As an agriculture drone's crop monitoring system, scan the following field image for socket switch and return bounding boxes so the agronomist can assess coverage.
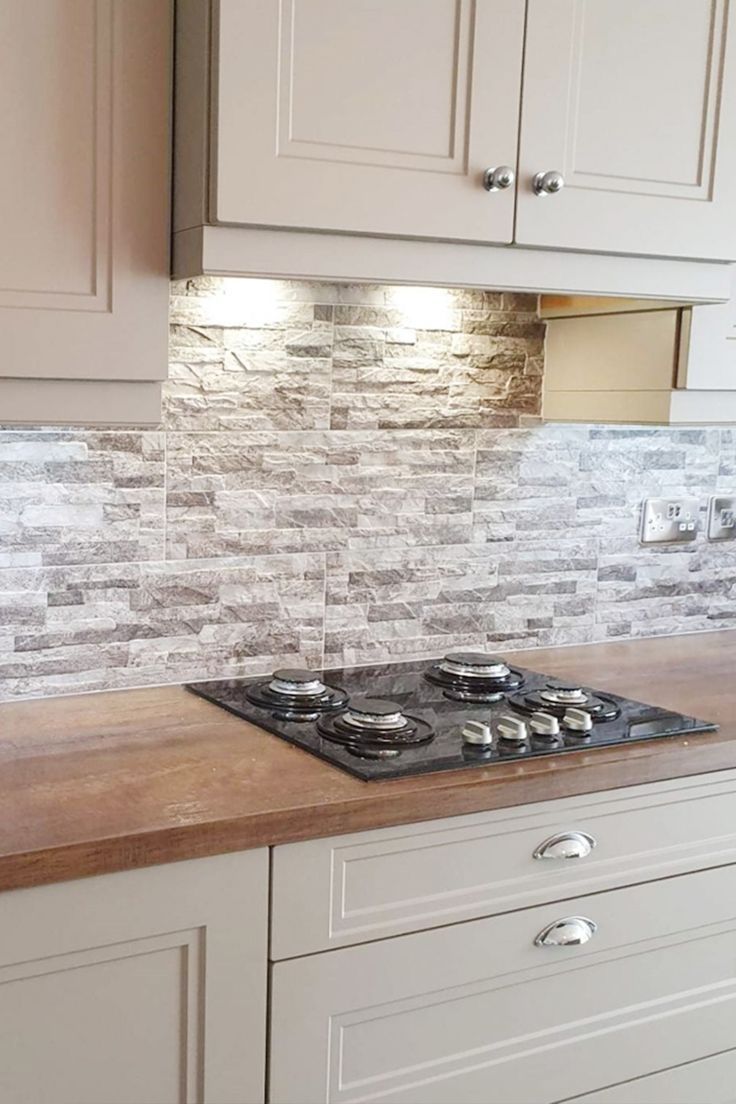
[640,497,700,545]
[707,495,736,541]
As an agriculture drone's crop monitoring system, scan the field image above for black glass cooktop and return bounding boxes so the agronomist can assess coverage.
[186,655,718,781]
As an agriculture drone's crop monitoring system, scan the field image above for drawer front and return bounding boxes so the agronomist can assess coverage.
[564,1049,736,1104]
[270,864,736,1104]
[272,770,736,958]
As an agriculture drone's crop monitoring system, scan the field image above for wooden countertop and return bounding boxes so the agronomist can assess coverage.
[0,630,734,892]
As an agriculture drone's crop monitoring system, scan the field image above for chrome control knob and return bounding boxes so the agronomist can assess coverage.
[535,916,597,947]
[533,170,565,196]
[483,165,515,191]
[533,831,597,861]
[563,707,593,734]
[530,711,561,739]
[462,720,493,747]
[496,715,529,745]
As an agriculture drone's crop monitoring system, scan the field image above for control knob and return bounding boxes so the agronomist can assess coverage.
[496,715,529,746]
[461,720,493,747]
[563,707,594,734]
[530,711,561,739]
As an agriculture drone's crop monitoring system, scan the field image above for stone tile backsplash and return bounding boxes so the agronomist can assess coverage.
[0,277,733,701]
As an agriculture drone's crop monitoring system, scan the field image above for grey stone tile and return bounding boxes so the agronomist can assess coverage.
[593,536,736,640]
[324,538,597,667]
[0,554,325,700]
[165,431,475,559]
[0,431,164,568]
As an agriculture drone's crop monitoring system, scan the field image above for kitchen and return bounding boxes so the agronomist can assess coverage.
[1,2,736,1102]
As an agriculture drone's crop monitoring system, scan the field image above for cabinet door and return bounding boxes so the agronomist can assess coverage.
[271,864,736,1104]
[212,0,524,243]
[0,851,268,1104]
[516,0,736,260]
[0,0,170,424]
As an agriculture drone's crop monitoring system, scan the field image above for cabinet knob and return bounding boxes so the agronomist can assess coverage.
[535,916,597,948]
[483,165,515,191]
[533,831,597,860]
[533,170,565,196]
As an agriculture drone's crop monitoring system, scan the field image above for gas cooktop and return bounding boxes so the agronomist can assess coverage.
[186,651,718,781]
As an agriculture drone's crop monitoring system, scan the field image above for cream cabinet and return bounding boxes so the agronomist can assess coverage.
[0,0,171,426]
[0,851,268,1104]
[174,0,736,293]
[210,0,524,244]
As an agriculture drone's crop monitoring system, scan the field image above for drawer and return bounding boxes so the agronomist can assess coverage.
[271,769,736,958]
[270,863,736,1104]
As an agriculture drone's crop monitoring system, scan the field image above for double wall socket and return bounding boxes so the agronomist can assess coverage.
[640,498,699,544]
[641,495,736,544]
[708,495,736,541]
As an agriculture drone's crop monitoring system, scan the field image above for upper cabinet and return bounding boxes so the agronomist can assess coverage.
[211,0,524,243]
[516,0,736,260]
[174,0,736,293]
[0,0,171,426]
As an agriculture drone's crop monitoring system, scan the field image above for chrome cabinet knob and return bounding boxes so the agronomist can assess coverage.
[535,916,597,947]
[533,830,597,861]
[533,170,565,196]
[483,165,515,191]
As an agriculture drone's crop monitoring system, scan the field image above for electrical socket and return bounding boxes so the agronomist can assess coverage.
[640,497,700,545]
[707,495,736,541]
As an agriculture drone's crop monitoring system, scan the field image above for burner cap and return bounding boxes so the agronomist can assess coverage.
[540,683,589,706]
[343,698,408,731]
[245,668,348,713]
[268,668,328,698]
[348,696,403,717]
[272,667,319,684]
[439,652,511,679]
[445,651,503,666]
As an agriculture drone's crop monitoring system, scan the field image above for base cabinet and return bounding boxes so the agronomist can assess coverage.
[270,863,736,1104]
[0,851,268,1104]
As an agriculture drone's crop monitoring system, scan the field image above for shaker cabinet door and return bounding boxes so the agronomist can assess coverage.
[212,0,525,243]
[515,0,736,260]
[0,0,170,424]
[0,852,268,1104]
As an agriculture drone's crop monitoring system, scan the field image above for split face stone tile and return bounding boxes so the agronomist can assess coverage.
[0,431,165,568]
[323,538,597,667]
[0,554,325,701]
[165,430,475,559]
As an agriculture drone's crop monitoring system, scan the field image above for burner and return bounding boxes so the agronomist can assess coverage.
[425,651,524,702]
[245,667,348,713]
[508,685,621,723]
[317,696,434,751]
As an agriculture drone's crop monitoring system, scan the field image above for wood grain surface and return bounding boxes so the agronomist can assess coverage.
[0,630,733,891]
